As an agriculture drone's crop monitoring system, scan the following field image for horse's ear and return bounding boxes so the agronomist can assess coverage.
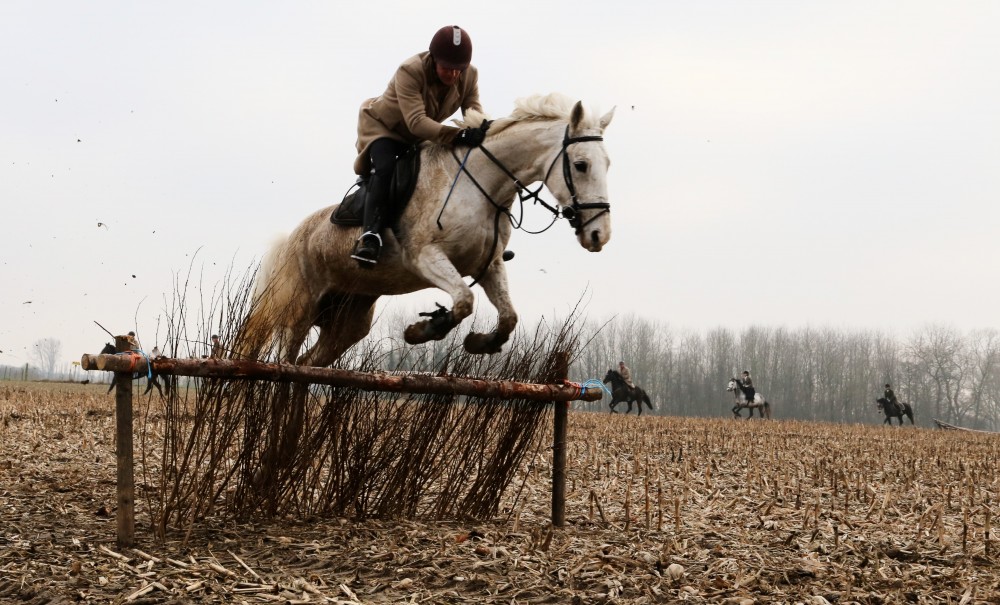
[570,101,584,131]
[599,106,615,131]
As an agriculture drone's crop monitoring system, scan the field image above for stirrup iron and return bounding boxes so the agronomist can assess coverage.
[351,231,383,264]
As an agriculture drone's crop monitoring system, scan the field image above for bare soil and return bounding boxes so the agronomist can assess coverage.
[2,381,999,604]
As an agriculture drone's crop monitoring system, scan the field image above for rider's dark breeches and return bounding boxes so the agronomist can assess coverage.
[364,138,410,230]
[745,388,756,403]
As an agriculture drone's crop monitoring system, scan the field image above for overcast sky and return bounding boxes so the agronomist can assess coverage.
[2,1,998,369]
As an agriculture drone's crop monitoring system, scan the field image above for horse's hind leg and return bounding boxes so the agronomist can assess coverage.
[464,257,517,354]
[297,296,377,368]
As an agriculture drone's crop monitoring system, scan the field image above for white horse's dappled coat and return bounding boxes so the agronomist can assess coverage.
[726,378,772,419]
[240,93,615,366]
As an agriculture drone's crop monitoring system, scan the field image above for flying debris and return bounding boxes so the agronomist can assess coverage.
[22,301,32,304]
[131,274,136,278]
[97,222,109,229]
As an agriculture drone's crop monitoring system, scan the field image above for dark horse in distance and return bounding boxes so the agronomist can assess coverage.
[876,397,914,425]
[100,342,167,397]
[602,369,654,416]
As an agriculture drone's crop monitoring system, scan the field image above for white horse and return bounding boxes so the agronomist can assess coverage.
[239,93,615,366]
[727,378,772,419]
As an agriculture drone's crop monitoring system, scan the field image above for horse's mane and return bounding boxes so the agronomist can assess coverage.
[454,92,591,136]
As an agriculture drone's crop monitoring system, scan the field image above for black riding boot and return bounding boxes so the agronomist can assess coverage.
[351,169,391,266]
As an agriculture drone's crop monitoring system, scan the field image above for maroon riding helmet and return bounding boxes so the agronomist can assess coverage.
[429,25,473,71]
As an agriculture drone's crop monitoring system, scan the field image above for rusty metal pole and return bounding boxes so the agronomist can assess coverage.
[551,351,569,527]
[113,335,135,549]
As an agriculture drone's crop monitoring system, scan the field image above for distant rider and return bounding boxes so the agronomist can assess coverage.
[884,383,898,406]
[619,361,635,393]
[741,370,756,404]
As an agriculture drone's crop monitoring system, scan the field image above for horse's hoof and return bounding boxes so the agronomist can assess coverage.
[404,321,432,345]
[405,307,456,344]
[464,332,507,355]
[404,319,452,345]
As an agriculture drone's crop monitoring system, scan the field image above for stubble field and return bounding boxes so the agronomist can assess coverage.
[2,381,999,604]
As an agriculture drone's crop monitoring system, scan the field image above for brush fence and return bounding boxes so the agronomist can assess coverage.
[82,341,601,548]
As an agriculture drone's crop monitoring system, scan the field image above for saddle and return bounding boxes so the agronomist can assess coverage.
[330,144,422,227]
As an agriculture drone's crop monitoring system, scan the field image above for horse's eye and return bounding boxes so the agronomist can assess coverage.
[573,160,588,173]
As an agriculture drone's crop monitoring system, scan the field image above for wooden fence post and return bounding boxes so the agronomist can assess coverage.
[552,351,569,527]
[113,335,135,549]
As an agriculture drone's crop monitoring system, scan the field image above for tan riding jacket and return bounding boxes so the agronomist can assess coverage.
[620,365,635,388]
[354,51,483,175]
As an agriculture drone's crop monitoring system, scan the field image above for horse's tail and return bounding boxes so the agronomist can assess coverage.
[905,403,914,425]
[234,234,291,362]
[643,391,653,410]
[763,400,771,420]
[251,234,288,303]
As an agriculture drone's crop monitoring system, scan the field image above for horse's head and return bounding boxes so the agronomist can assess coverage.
[726,378,738,392]
[548,100,615,253]
[602,369,617,384]
[876,397,886,409]
[101,342,115,355]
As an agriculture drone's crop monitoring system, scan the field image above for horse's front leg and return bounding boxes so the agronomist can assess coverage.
[463,256,517,354]
[403,246,475,345]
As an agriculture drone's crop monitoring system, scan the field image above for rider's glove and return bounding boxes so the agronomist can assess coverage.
[452,126,485,148]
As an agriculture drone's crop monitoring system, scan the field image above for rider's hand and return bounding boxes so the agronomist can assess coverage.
[452,126,485,148]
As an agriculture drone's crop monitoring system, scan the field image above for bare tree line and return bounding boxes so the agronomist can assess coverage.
[570,316,1000,430]
[8,300,999,431]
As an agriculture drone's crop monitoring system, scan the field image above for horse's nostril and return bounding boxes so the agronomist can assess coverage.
[590,230,600,246]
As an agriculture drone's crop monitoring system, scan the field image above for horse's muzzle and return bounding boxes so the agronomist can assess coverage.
[581,228,608,252]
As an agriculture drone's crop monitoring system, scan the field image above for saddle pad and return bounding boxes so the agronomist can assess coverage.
[330,187,365,226]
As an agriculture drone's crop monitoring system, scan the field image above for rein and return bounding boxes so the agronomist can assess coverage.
[442,124,609,285]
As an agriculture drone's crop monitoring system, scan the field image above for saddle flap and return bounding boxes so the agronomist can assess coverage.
[330,182,366,226]
[330,145,422,228]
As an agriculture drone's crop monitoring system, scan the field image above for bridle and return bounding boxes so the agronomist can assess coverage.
[548,126,611,233]
[449,124,611,235]
[442,121,610,285]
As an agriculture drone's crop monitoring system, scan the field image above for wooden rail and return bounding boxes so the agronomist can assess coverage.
[80,353,603,403]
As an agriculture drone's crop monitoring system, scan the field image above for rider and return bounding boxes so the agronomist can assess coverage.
[350,25,487,266]
[619,361,635,393]
[884,383,898,406]
[741,370,756,404]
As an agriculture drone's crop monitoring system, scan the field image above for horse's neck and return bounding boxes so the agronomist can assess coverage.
[457,121,563,203]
